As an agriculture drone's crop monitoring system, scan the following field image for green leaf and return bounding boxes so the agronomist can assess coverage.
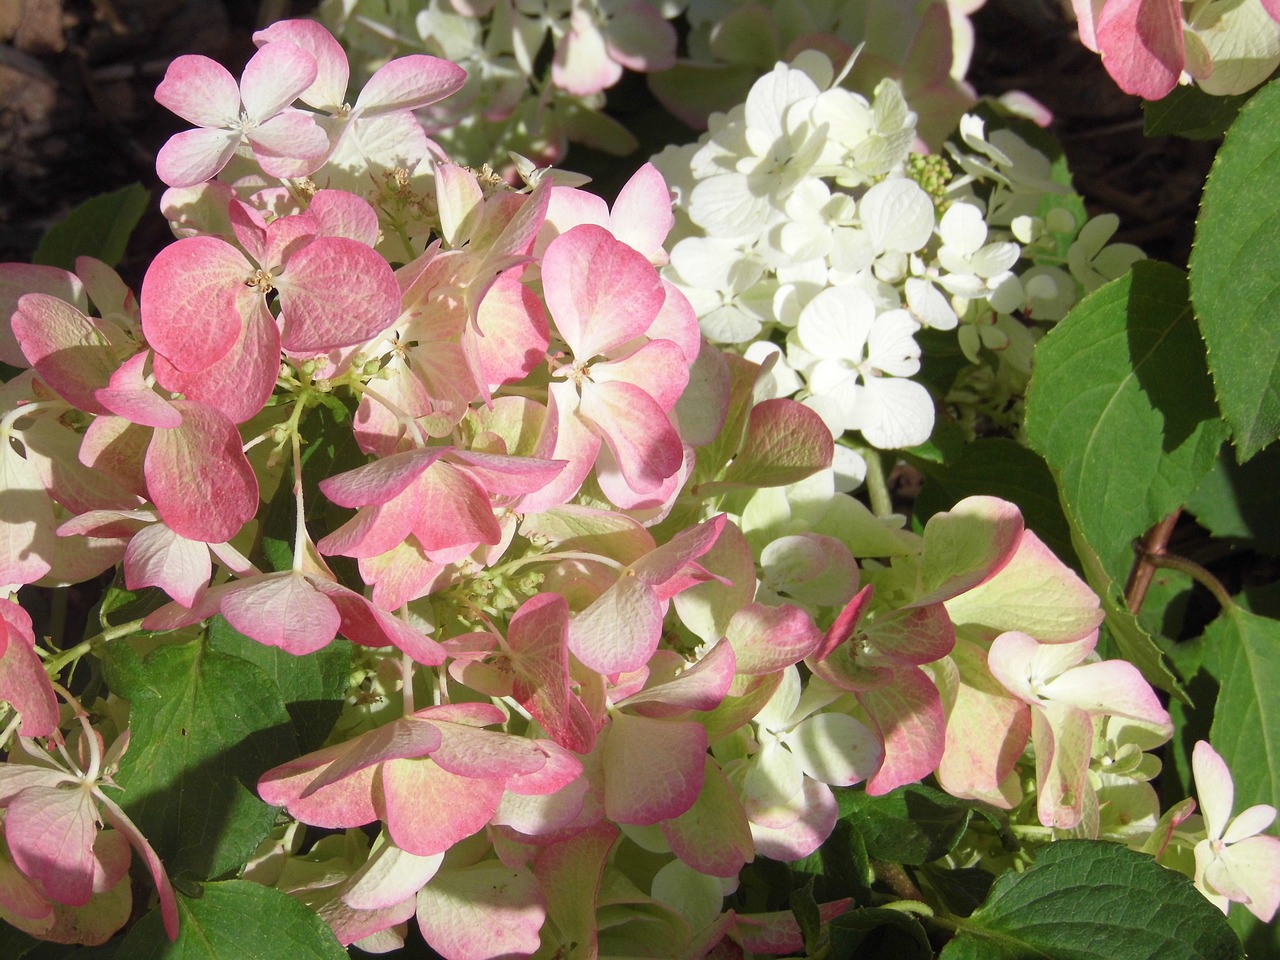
[33,183,149,271]
[791,818,874,905]
[838,784,973,865]
[1207,603,1280,814]
[1025,260,1228,589]
[790,877,822,956]
[107,638,296,880]
[827,906,932,960]
[1185,442,1280,554]
[1143,85,1249,139]
[941,841,1244,960]
[206,615,351,755]
[117,880,347,959]
[1189,77,1280,460]
[912,438,1077,570]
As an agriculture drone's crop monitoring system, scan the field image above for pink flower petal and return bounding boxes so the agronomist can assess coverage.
[605,2,677,73]
[609,162,674,262]
[543,224,664,360]
[11,294,116,413]
[220,572,342,655]
[509,594,598,755]
[1095,0,1184,100]
[141,237,250,373]
[249,109,330,160]
[860,667,946,795]
[95,353,182,428]
[726,602,823,675]
[568,573,662,676]
[660,758,753,877]
[154,55,240,127]
[381,759,504,855]
[416,862,545,960]
[275,236,399,351]
[354,56,467,116]
[602,712,706,825]
[0,603,58,737]
[240,40,318,121]
[253,19,349,111]
[123,523,210,607]
[4,784,98,906]
[155,126,241,189]
[144,401,258,543]
[552,14,623,96]
[578,378,682,493]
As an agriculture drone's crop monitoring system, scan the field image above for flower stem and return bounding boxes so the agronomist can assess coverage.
[863,448,893,518]
[44,618,147,678]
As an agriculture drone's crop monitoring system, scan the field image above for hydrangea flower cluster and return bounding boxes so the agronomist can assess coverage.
[651,52,1144,467]
[0,15,1276,956]
[314,0,988,172]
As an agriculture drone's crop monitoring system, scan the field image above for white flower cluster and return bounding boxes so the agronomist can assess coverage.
[653,52,1144,461]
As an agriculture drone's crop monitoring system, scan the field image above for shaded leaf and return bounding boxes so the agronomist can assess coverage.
[1143,84,1249,139]
[33,183,149,271]
[1189,78,1280,460]
[1207,603,1280,814]
[117,880,346,959]
[1185,443,1280,554]
[837,784,972,865]
[940,841,1243,960]
[107,638,296,880]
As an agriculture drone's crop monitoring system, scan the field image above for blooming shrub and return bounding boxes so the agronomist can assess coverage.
[1,8,1280,959]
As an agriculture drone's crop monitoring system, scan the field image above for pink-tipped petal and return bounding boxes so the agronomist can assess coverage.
[240,41,319,121]
[253,19,349,111]
[275,237,399,351]
[1095,0,1184,100]
[602,713,707,825]
[155,127,241,189]
[354,56,467,115]
[155,55,240,127]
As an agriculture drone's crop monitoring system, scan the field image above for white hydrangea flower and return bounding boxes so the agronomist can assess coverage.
[1068,214,1144,293]
[935,202,1021,298]
[791,286,934,449]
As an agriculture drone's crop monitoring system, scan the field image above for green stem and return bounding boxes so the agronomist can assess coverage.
[43,617,147,678]
[862,448,893,518]
[1145,551,1234,612]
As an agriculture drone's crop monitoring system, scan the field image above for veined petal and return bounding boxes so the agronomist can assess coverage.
[590,339,689,411]
[786,712,883,787]
[568,573,662,676]
[1193,740,1236,842]
[1040,660,1171,728]
[123,522,210,607]
[796,286,875,362]
[354,55,466,115]
[603,713,707,825]
[275,236,400,351]
[551,14,623,96]
[140,236,250,373]
[253,19,349,111]
[381,759,504,856]
[155,126,240,189]
[859,667,945,795]
[249,109,330,160]
[5,783,98,906]
[578,379,682,493]
[320,448,446,508]
[240,40,318,121]
[543,224,664,359]
[1212,834,1280,921]
[609,162,674,262]
[1096,0,1183,100]
[220,571,341,655]
[155,55,240,127]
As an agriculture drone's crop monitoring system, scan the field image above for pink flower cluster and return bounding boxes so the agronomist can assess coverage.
[0,16,1243,956]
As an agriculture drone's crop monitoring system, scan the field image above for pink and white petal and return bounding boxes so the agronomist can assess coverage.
[866,603,955,667]
[354,55,467,115]
[416,862,544,960]
[154,55,241,127]
[316,501,418,560]
[1032,702,1093,829]
[494,774,591,837]
[916,495,1024,605]
[1095,0,1184,100]
[12,294,116,412]
[155,127,241,189]
[602,713,707,825]
[426,722,548,780]
[446,450,564,497]
[220,572,341,655]
[123,522,210,607]
[408,462,502,554]
[605,2,677,72]
[469,274,550,387]
[308,190,380,245]
[140,236,249,372]
[343,841,444,912]
[94,792,179,940]
[1040,659,1171,728]
[253,19,349,111]
[320,448,445,508]
[249,109,330,160]
[552,14,624,96]
[152,290,279,425]
[95,353,182,428]
[1225,804,1277,844]
[308,580,445,665]
[608,162,674,262]
[988,631,1093,703]
[749,778,839,862]
[542,224,665,360]
[859,667,946,795]
[579,379,683,493]
[644,282,701,361]
[0,264,85,366]
[568,574,662,676]
[270,761,380,830]
[276,237,399,351]
[726,602,824,676]
[144,401,258,543]
[502,739,585,798]
[943,529,1102,642]
[5,784,98,906]
[620,639,736,713]
[540,187,609,249]
[240,41,318,121]
[1217,834,1280,921]
[1192,740,1236,842]
[0,604,59,737]
[743,740,804,826]
[381,759,504,856]
[303,720,443,798]
[661,758,753,878]
[328,110,429,177]
[590,338,688,411]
